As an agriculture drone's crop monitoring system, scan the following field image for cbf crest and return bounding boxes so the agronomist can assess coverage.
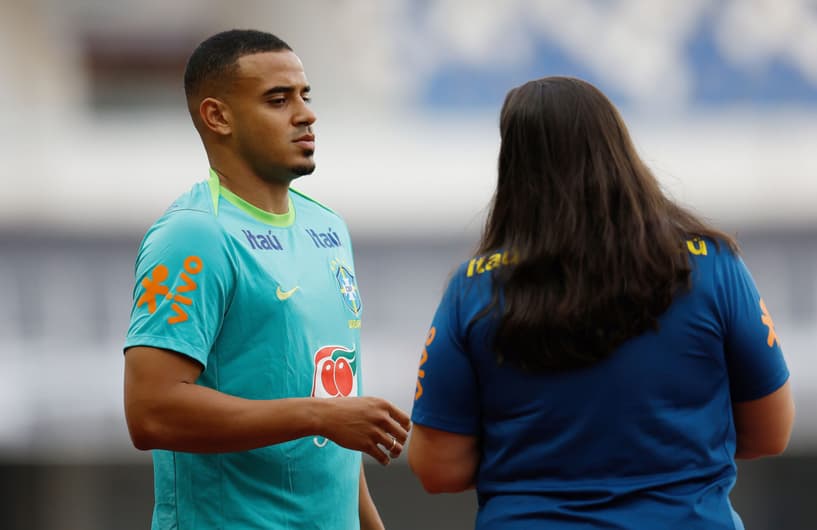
[330,258,361,316]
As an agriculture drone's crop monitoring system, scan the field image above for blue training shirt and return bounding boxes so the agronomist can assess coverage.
[411,238,789,529]
[125,170,364,530]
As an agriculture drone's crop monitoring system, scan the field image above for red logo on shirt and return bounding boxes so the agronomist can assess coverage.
[136,256,203,325]
[311,345,358,398]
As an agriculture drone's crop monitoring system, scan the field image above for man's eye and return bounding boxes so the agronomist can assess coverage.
[269,98,286,105]
[303,96,312,104]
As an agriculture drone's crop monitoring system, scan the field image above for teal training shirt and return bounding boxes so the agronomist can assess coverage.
[125,170,364,530]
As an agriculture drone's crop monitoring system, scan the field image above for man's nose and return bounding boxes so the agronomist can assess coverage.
[294,99,316,126]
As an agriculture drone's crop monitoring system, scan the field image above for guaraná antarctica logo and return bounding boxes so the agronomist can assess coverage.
[311,344,358,448]
[311,345,358,399]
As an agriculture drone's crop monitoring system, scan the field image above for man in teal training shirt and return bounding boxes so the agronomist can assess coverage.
[123,29,410,530]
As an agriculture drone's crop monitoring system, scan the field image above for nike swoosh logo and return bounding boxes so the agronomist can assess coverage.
[276,285,300,301]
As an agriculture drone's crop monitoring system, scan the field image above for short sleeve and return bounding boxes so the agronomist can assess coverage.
[124,211,234,368]
[411,272,480,435]
[720,251,790,402]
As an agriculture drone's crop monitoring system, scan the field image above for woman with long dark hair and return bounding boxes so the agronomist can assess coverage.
[408,77,794,529]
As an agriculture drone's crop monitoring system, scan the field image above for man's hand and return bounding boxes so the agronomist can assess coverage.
[318,397,411,465]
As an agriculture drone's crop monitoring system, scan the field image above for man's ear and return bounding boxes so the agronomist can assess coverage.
[199,97,232,136]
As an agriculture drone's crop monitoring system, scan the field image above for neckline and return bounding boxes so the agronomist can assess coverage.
[208,169,295,227]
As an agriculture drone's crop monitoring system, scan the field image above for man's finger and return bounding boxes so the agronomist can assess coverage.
[389,403,412,430]
[382,416,409,444]
[389,440,404,459]
[367,443,390,466]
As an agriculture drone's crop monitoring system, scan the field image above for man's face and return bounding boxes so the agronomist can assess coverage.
[226,50,316,183]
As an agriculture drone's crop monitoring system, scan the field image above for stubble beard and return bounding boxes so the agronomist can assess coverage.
[239,137,316,183]
[252,156,315,184]
[291,153,316,177]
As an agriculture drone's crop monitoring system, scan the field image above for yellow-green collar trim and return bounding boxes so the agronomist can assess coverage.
[208,169,295,227]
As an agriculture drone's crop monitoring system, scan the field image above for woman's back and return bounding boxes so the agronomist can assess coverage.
[411,239,788,529]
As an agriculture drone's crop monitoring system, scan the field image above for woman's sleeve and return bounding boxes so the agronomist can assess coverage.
[719,251,790,402]
[410,271,481,434]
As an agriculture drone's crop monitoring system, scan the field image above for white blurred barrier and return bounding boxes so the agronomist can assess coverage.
[1,110,816,239]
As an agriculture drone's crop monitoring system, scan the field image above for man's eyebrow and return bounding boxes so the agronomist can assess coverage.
[262,85,311,97]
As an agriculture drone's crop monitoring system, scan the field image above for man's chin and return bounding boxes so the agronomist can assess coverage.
[258,160,315,183]
[291,162,316,177]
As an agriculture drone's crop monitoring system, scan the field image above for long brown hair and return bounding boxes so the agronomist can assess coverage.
[477,76,737,371]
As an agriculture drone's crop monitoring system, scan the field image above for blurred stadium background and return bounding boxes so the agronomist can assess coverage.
[1,0,815,528]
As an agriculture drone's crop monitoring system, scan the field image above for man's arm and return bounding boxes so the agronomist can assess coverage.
[733,380,795,460]
[358,463,385,530]
[408,424,478,493]
[124,346,410,465]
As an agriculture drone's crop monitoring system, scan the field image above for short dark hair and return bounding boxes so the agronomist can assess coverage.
[475,76,737,372]
[184,29,292,100]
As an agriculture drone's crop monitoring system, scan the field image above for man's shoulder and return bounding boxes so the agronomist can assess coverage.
[163,180,216,217]
[290,188,344,221]
[136,207,231,279]
[140,183,225,252]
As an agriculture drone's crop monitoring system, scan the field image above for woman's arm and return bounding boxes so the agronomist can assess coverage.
[408,424,478,493]
[733,380,795,459]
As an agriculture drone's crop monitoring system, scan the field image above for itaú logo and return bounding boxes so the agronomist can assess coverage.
[242,229,284,251]
[311,345,358,399]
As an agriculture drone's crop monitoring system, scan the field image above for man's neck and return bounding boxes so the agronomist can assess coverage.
[210,164,291,215]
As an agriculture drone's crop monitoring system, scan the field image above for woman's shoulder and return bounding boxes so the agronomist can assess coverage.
[685,235,739,263]
[458,249,518,280]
